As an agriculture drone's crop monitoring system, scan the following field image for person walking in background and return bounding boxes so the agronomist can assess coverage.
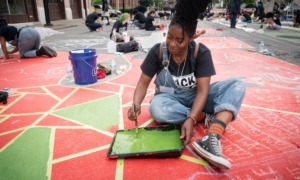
[0,25,56,59]
[127,0,246,169]
[110,13,132,42]
[254,0,265,22]
[229,0,241,28]
[102,0,110,25]
[85,12,103,31]
[145,11,161,31]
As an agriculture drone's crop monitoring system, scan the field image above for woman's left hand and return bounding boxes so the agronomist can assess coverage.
[180,118,194,145]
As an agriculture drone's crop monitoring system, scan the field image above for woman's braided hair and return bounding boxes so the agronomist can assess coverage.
[171,0,212,38]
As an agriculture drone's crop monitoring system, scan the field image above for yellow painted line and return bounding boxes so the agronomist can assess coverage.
[0,93,25,114]
[53,94,116,112]
[0,127,27,136]
[180,154,208,166]
[140,118,154,127]
[47,128,55,180]
[50,114,115,137]
[41,86,61,101]
[0,128,26,153]
[115,159,124,180]
[118,85,125,130]
[0,114,11,123]
[242,104,300,116]
[281,26,300,31]
[52,144,110,164]
[81,86,118,95]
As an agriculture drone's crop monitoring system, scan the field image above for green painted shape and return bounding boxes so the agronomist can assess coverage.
[111,128,183,154]
[53,95,120,131]
[265,32,300,43]
[0,127,51,180]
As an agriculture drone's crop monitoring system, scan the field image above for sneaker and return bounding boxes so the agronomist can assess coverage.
[37,46,57,57]
[192,133,231,169]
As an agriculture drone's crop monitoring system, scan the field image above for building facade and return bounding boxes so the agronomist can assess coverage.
[1,0,95,24]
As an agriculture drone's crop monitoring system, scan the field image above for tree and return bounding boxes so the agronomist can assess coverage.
[139,0,153,7]
[94,0,102,5]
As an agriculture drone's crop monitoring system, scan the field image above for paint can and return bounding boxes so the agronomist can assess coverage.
[69,49,98,85]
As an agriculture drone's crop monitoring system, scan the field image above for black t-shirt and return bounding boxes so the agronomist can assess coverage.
[145,16,155,29]
[110,20,128,38]
[274,17,281,26]
[85,13,99,24]
[141,42,216,88]
[134,12,145,23]
[133,6,147,13]
[0,26,18,41]
[243,13,251,21]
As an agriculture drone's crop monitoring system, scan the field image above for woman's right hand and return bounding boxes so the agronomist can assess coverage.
[127,104,141,121]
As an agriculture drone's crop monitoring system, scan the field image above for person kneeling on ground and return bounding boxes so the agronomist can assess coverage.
[127,0,246,170]
[0,25,56,59]
[110,13,133,42]
[145,11,161,31]
[132,10,146,29]
[85,12,103,32]
[265,12,281,30]
[240,11,252,23]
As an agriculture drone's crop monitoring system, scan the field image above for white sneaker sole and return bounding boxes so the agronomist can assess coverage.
[192,141,231,169]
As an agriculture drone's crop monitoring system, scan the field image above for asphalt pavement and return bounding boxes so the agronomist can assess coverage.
[3,17,300,65]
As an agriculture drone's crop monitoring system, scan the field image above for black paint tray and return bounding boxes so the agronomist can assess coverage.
[107,125,184,158]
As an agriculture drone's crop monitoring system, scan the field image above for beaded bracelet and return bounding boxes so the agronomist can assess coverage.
[187,116,197,125]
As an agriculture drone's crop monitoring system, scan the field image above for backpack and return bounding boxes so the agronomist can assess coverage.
[0,91,8,104]
[116,40,139,53]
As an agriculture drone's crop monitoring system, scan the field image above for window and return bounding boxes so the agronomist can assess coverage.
[0,0,26,15]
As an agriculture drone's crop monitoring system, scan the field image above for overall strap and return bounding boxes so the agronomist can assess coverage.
[160,41,200,62]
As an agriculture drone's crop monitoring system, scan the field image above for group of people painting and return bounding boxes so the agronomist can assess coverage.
[1,0,249,170]
[227,0,281,30]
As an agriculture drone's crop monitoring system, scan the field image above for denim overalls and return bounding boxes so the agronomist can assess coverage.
[149,42,246,124]
[10,27,40,58]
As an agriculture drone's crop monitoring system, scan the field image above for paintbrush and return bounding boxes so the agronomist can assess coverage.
[133,105,139,134]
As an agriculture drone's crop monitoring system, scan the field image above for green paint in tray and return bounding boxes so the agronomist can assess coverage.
[108,125,183,157]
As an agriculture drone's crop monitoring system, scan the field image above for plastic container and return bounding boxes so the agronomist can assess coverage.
[107,125,184,158]
[259,41,265,52]
[107,40,116,53]
[124,35,130,43]
[67,66,74,82]
[68,49,97,85]
[110,59,117,76]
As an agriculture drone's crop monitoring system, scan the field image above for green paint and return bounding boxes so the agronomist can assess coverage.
[265,32,300,43]
[111,127,183,155]
[53,95,120,131]
[0,127,51,180]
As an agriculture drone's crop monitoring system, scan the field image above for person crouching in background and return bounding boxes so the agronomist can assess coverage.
[145,11,161,31]
[265,12,281,30]
[110,13,133,42]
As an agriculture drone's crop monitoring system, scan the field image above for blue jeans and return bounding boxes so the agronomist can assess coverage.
[86,23,102,31]
[149,69,246,124]
[17,27,41,58]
